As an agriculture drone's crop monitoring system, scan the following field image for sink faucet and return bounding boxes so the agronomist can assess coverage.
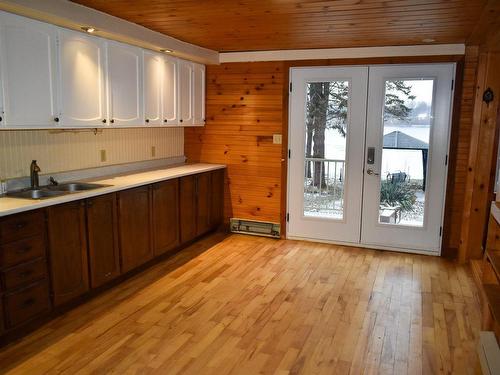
[30,160,41,189]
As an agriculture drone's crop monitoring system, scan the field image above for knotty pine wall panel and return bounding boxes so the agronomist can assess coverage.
[185,62,284,223]
[0,128,183,179]
[185,55,478,255]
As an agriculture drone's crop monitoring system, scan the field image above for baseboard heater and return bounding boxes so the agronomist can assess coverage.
[230,218,281,239]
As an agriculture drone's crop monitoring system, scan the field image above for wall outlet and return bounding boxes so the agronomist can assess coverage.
[100,149,107,162]
[151,146,156,157]
[273,134,282,145]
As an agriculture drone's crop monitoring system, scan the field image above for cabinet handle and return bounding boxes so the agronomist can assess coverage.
[54,117,59,122]
[110,119,115,124]
[87,201,93,207]
[163,119,168,123]
[22,298,36,308]
[180,119,183,123]
[15,222,26,229]
[0,116,2,122]
[102,119,107,124]
[16,246,32,254]
[145,119,150,123]
[19,270,34,278]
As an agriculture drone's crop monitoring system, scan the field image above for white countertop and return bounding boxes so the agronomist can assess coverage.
[0,163,225,217]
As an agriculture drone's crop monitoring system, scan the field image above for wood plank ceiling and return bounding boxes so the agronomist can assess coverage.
[72,0,487,52]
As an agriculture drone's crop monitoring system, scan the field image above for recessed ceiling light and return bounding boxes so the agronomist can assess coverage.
[422,38,435,43]
[81,26,96,33]
[160,48,174,53]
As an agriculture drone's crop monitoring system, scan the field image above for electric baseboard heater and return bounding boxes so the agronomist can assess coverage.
[230,218,280,239]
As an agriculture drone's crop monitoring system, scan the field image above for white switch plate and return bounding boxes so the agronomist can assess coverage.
[273,134,282,144]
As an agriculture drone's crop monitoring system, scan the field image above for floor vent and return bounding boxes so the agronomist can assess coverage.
[230,218,280,239]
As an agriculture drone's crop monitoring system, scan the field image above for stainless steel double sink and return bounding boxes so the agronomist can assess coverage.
[7,182,111,200]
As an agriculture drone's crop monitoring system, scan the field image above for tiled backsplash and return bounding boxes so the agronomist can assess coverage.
[0,128,184,179]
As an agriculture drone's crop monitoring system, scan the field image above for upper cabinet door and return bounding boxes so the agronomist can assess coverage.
[58,29,107,127]
[107,41,143,127]
[143,51,163,126]
[162,56,178,125]
[192,63,206,126]
[178,59,194,126]
[0,13,58,128]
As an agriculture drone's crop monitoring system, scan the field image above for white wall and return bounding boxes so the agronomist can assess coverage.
[0,128,184,179]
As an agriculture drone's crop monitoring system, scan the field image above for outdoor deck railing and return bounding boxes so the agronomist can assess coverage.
[304,157,345,216]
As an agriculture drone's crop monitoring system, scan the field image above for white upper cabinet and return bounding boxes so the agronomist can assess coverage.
[58,29,107,127]
[178,59,194,126]
[162,56,178,125]
[143,51,163,126]
[107,41,143,126]
[0,13,58,128]
[192,62,206,126]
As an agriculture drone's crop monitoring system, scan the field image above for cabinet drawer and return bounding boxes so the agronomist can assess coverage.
[4,280,50,328]
[2,258,47,291]
[0,211,45,244]
[0,235,46,268]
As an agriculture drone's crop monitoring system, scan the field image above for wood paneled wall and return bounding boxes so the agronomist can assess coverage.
[185,54,479,256]
[185,62,285,223]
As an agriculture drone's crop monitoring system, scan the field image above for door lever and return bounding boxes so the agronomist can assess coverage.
[366,168,380,176]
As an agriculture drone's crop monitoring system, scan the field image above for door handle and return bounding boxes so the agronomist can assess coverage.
[366,168,380,176]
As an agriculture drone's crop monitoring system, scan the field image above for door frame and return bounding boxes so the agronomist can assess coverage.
[284,60,460,255]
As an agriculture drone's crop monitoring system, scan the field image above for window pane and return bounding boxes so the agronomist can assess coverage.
[303,81,349,219]
[378,79,434,227]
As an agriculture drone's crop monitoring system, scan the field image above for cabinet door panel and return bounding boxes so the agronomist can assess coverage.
[107,42,143,126]
[118,187,153,272]
[143,51,162,125]
[59,29,107,126]
[196,173,211,236]
[47,202,89,306]
[192,63,205,126]
[0,13,58,128]
[152,179,180,255]
[180,175,197,244]
[210,169,224,228]
[178,60,193,125]
[162,56,178,125]
[87,194,121,288]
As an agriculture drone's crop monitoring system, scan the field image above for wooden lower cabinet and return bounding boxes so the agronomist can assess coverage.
[210,169,224,229]
[180,175,197,244]
[47,201,89,306]
[4,280,50,328]
[152,179,180,256]
[118,186,153,273]
[196,172,211,237]
[0,297,4,334]
[86,194,121,288]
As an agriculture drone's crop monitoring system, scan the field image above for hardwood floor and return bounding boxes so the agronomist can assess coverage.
[0,234,481,374]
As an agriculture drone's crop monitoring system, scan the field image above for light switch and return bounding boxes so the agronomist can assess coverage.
[273,134,282,145]
[100,149,107,162]
[151,146,156,157]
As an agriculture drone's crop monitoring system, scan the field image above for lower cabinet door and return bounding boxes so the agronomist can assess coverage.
[210,169,224,229]
[0,297,4,334]
[47,202,89,306]
[118,186,153,273]
[180,175,197,244]
[196,172,211,236]
[86,194,121,288]
[4,280,51,328]
[152,179,180,256]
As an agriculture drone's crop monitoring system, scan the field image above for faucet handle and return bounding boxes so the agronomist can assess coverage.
[49,176,58,186]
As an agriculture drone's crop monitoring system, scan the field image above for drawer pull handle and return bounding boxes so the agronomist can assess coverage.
[19,270,34,278]
[22,298,36,308]
[16,246,32,254]
[105,272,112,277]
[15,222,26,229]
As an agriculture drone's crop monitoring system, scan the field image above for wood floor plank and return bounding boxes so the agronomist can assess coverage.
[0,233,481,374]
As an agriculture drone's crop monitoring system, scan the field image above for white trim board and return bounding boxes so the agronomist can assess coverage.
[219,44,466,63]
[0,0,218,65]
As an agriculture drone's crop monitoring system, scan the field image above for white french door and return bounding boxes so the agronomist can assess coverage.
[287,64,455,254]
[288,67,368,243]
